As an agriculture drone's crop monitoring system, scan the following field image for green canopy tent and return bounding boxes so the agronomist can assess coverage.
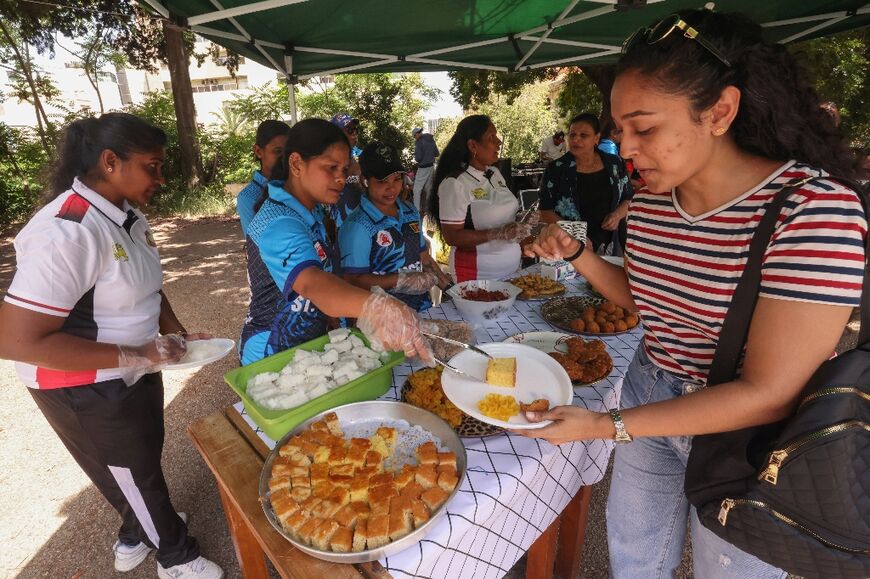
[142,0,870,120]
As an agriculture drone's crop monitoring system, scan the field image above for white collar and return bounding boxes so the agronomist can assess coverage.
[71,177,135,228]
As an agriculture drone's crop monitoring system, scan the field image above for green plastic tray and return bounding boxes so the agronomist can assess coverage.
[224,330,404,440]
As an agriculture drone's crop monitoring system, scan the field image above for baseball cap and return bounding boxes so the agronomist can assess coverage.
[412,127,423,136]
[359,142,406,180]
[330,113,359,129]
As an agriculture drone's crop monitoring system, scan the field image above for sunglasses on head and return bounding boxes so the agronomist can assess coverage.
[623,14,731,68]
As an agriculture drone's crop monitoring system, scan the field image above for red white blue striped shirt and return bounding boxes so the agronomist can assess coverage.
[625,161,867,383]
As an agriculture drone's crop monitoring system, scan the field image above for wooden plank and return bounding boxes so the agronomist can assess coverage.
[554,485,594,579]
[188,412,365,579]
[525,514,560,579]
[217,484,269,578]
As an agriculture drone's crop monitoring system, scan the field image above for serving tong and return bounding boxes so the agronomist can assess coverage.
[422,331,493,360]
[433,357,489,384]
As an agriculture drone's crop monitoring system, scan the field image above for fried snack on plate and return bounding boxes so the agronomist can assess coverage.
[519,399,551,413]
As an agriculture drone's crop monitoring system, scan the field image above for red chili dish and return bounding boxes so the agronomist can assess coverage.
[462,288,509,302]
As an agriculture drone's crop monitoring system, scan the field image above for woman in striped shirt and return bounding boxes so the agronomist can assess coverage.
[520,9,865,578]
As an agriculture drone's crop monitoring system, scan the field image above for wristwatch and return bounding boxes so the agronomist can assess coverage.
[608,409,633,444]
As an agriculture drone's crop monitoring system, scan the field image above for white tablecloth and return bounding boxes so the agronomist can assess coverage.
[234,265,642,578]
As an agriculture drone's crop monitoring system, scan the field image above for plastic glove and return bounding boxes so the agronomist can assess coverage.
[486,221,533,243]
[357,287,434,366]
[117,334,187,385]
[395,271,440,294]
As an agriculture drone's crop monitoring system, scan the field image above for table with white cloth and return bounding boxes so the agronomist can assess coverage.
[230,265,643,578]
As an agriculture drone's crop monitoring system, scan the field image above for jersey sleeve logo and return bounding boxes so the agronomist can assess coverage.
[408,221,420,233]
[376,230,394,247]
[112,243,129,262]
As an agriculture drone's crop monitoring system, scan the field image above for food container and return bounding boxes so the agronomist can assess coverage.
[540,259,576,281]
[224,330,404,440]
[259,401,467,563]
[445,280,521,324]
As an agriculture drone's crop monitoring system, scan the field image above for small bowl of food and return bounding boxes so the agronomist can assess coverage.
[446,280,521,324]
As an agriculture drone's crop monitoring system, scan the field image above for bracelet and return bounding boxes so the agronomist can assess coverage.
[564,240,586,262]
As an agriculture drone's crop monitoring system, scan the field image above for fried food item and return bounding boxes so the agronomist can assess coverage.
[405,367,463,427]
[509,274,565,298]
[478,393,520,422]
[548,351,584,381]
[549,338,612,384]
[567,302,641,334]
[569,318,586,332]
[519,399,551,413]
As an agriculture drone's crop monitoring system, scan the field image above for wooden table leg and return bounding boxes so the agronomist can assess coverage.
[217,484,270,578]
[525,514,560,579]
[554,485,594,579]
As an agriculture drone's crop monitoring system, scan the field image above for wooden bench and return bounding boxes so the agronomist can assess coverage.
[188,407,593,579]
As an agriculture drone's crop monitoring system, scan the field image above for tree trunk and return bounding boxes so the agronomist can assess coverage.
[162,19,204,187]
[582,65,616,128]
[0,20,51,154]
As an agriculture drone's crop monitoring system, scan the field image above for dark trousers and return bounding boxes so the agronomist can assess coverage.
[28,373,199,568]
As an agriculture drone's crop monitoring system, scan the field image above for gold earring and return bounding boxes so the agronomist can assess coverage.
[713,126,727,136]
[107,167,113,173]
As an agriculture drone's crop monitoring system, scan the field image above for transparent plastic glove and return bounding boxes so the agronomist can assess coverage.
[117,334,187,385]
[486,221,533,243]
[395,271,440,295]
[357,287,434,366]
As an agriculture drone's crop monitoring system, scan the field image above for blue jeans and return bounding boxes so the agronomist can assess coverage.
[606,347,787,579]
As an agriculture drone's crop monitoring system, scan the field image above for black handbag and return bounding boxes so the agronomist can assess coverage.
[684,177,870,579]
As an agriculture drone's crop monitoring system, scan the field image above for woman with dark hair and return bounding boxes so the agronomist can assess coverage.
[538,112,634,252]
[241,118,433,366]
[0,113,223,578]
[428,114,532,281]
[520,9,865,578]
[339,141,451,312]
[236,119,291,235]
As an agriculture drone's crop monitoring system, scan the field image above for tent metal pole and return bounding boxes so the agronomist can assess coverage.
[298,58,398,81]
[515,0,582,70]
[520,4,613,37]
[761,5,869,27]
[140,0,169,18]
[405,57,509,71]
[295,46,396,59]
[520,35,618,51]
[188,0,307,26]
[779,16,849,43]
[284,54,297,124]
[409,37,507,59]
[527,48,620,69]
[204,0,287,74]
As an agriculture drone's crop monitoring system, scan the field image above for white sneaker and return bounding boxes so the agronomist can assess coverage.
[112,512,188,572]
[157,556,224,579]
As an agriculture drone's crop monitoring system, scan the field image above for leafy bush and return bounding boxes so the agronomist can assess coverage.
[0,123,47,223]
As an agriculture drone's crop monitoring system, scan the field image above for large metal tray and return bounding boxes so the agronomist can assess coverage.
[258,401,468,564]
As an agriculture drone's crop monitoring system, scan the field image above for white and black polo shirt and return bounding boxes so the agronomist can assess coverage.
[5,177,163,389]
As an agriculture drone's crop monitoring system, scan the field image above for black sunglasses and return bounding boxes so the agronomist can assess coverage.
[623,14,731,68]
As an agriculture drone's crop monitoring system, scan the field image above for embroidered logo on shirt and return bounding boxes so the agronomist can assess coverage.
[112,243,129,262]
[145,230,157,247]
[408,222,420,233]
[472,187,488,200]
[376,230,393,247]
[313,241,328,262]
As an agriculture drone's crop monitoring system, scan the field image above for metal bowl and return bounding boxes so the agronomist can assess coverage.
[258,400,468,563]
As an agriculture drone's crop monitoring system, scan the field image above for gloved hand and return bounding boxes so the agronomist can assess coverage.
[117,334,187,385]
[357,287,435,366]
[486,221,533,243]
[395,271,440,294]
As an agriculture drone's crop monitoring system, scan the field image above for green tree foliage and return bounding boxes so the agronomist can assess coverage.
[555,69,604,122]
[790,29,869,147]
[448,69,558,109]
[226,82,295,124]
[0,123,47,222]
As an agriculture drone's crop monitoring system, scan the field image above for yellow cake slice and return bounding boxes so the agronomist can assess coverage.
[485,357,517,387]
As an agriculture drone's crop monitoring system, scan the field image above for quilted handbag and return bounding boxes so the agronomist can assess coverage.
[684,177,870,579]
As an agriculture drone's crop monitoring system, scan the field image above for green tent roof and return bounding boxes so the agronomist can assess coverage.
[142,0,870,80]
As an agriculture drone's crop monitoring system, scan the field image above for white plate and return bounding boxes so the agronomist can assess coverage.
[163,338,235,370]
[440,343,573,429]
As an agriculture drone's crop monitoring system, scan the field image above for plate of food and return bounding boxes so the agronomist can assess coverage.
[259,401,466,563]
[502,332,613,386]
[401,368,504,437]
[163,337,235,370]
[508,274,566,301]
[440,343,573,429]
[540,296,640,336]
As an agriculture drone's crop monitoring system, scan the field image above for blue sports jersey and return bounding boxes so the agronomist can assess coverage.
[339,196,431,312]
[240,182,334,365]
[236,170,269,235]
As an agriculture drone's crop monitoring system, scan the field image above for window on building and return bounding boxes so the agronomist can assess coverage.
[189,76,249,92]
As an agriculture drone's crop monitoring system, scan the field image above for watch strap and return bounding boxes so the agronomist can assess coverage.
[609,408,633,443]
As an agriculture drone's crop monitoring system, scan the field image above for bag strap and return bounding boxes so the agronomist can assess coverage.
[707,175,870,386]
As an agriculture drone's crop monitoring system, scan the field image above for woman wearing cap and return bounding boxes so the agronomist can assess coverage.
[340,142,451,312]
[429,115,533,282]
[538,113,634,253]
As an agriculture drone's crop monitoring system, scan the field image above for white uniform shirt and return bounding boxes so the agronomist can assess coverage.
[438,165,520,281]
[5,178,163,389]
[540,137,566,161]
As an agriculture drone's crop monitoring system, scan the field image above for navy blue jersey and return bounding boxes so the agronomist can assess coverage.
[241,182,334,365]
[339,196,431,312]
[236,170,269,235]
